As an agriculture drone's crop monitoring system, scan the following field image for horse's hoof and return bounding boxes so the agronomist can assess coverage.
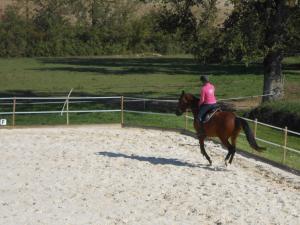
[225,160,228,167]
[209,160,212,166]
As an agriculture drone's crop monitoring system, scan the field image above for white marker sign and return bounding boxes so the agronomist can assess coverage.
[0,119,7,126]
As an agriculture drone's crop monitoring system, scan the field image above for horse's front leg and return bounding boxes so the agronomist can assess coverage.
[199,137,212,166]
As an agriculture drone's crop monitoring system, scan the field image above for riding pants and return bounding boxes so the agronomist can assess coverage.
[198,104,217,122]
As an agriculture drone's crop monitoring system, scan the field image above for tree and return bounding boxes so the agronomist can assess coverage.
[0,6,27,56]
[190,0,220,63]
[222,0,300,102]
[158,0,299,102]
[156,0,222,55]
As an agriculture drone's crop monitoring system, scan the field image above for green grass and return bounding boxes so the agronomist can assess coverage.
[0,56,299,101]
[240,122,300,170]
[236,136,300,170]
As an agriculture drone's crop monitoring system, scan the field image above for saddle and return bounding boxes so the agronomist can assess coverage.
[203,107,221,123]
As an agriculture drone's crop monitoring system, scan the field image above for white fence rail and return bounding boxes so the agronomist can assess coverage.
[185,114,300,157]
[0,110,121,115]
[0,96,121,100]
[0,96,122,127]
[121,97,300,162]
[0,96,299,164]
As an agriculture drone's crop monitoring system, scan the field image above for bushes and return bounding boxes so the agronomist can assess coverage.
[0,7,27,57]
[0,4,185,57]
[246,101,300,132]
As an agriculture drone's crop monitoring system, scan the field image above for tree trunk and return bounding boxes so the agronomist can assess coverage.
[261,0,287,103]
[262,51,284,102]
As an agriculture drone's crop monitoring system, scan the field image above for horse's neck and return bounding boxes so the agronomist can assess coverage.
[189,96,199,118]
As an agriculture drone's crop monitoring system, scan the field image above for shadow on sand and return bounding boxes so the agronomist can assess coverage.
[95,151,228,172]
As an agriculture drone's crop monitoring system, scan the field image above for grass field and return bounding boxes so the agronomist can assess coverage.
[0,55,299,171]
[0,56,299,100]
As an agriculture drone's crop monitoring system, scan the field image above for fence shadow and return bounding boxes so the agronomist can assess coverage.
[95,151,227,172]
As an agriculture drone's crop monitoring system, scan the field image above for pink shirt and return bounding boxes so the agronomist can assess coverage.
[199,83,217,106]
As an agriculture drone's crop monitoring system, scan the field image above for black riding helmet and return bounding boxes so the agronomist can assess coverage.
[200,75,209,83]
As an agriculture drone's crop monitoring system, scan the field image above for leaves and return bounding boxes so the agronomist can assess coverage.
[222,0,299,61]
[0,0,186,56]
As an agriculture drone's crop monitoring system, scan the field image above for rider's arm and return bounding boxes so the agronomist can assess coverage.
[199,87,206,105]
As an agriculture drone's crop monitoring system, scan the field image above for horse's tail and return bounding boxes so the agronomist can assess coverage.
[236,117,266,152]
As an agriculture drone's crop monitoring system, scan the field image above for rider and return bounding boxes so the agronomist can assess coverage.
[198,75,217,135]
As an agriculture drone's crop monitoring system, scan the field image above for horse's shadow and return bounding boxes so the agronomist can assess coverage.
[95,151,228,172]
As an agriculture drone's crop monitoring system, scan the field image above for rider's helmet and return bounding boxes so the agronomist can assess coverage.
[200,75,209,83]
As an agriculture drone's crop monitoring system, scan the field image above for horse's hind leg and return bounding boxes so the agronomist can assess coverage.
[228,125,241,164]
[199,137,212,166]
[220,138,234,166]
[228,145,236,165]
[229,133,238,164]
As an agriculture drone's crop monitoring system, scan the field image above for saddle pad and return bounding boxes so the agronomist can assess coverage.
[203,108,221,123]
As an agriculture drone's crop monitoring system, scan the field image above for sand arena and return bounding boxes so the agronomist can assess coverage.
[0,125,299,225]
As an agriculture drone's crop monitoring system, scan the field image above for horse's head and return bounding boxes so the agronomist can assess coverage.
[176,91,194,116]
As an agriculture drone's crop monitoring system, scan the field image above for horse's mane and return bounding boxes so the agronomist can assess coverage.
[186,93,199,102]
[191,94,199,101]
[185,93,199,109]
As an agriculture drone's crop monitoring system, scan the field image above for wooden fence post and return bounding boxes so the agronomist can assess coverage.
[185,111,188,130]
[121,96,124,127]
[282,126,288,164]
[66,98,69,125]
[61,88,73,125]
[12,97,16,128]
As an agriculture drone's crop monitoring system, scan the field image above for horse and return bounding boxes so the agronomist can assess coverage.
[175,91,265,166]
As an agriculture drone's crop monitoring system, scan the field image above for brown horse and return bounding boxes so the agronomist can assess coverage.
[176,91,265,166]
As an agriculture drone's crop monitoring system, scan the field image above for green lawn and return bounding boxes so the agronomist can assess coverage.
[0,56,299,100]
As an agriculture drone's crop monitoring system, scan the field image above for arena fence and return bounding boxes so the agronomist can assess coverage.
[0,95,299,169]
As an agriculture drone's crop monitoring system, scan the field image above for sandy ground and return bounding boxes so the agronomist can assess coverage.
[0,125,299,225]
